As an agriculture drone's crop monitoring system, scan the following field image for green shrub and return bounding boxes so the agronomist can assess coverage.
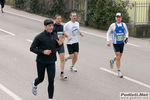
[50,0,65,16]
[30,0,39,13]
[87,0,131,28]
[14,0,25,9]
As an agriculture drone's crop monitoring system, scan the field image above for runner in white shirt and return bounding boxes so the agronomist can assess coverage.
[107,13,129,78]
[64,12,84,72]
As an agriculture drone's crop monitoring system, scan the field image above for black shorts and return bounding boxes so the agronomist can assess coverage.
[113,43,124,53]
[56,44,65,54]
[67,43,79,54]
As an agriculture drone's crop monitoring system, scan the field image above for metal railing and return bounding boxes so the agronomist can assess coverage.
[72,0,85,11]
[127,1,150,25]
[111,0,150,25]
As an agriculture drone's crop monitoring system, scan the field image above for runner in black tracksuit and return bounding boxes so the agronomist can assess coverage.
[0,0,5,13]
[30,19,63,100]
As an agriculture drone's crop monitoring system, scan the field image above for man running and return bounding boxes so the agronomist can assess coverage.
[30,19,63,100]
[54,14,72,79]
[64,12,84,72]
[107,13,129,78]
[0,0,5,13]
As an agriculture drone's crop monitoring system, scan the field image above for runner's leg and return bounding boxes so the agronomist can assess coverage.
[31,62,46,95]
[59,53,65,72]
[113,56,116,61]
[115,52,121,70]
[47,63,55,99]
[57,45,65,73]
[72,43,79,66]
[66,44,74,60]
[72,52,78,66]
[34,62,46,86]
[116,43,124,69]
[1,0,4,13]
[66,54,74,59]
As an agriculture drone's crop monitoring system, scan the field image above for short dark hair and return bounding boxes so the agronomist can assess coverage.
[55,14,61,19]
[44,19,54,26]
[70,12,76,16]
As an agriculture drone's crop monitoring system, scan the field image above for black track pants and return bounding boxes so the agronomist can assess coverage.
[34,62,55,99]
[0,0,4,8]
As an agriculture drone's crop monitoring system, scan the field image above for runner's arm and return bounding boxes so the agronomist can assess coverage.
[78,22,84,37]
[79,30,84,37]
[106,24,113,46]
[107,24,113,42]
[30,35,43,54]
[63,31,72,41]
[56,36,63,46]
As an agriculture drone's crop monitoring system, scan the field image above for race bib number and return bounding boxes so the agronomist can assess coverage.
[72,26,78,36]
[116,33,124,41]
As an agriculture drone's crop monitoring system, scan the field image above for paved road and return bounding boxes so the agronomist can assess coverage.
[0,5,150,100]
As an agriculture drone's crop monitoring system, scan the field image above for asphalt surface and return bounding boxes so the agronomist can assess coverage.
[0,5,150,100]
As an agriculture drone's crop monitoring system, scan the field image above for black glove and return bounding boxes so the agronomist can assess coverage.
[125,38,128,43]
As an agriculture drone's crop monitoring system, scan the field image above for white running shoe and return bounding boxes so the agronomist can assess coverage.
[60,74,67,80]
[31,81,37,95]
[70,67,77,72]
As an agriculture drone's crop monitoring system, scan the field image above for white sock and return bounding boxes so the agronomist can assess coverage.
[111,60,114,64]
[117,69,121,73]
[49,99,53,100]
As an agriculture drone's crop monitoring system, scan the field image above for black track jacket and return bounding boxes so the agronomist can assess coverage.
[30,30,59,62]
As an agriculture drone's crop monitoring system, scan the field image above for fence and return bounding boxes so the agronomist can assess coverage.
[72,0,85,11]
[127,1,150,25]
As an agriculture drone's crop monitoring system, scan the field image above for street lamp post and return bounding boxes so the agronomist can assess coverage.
[85,0,88,26]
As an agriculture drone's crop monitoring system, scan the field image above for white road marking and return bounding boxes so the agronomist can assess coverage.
[26,39,33,43]
[99,67,150,89]
[5,11,140,48]
[126,43,140,47]
[0,84,23,100]
[80,30,107,39]
[80,30,140,47]
[0,29,16,36]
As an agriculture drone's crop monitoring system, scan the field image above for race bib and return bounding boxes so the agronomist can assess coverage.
[116,33,124,41]
[72,26,78,36]
[57,32,63,36]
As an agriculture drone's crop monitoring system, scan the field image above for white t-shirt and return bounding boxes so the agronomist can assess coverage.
[106,22,129,43]
[64,21,79,44]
